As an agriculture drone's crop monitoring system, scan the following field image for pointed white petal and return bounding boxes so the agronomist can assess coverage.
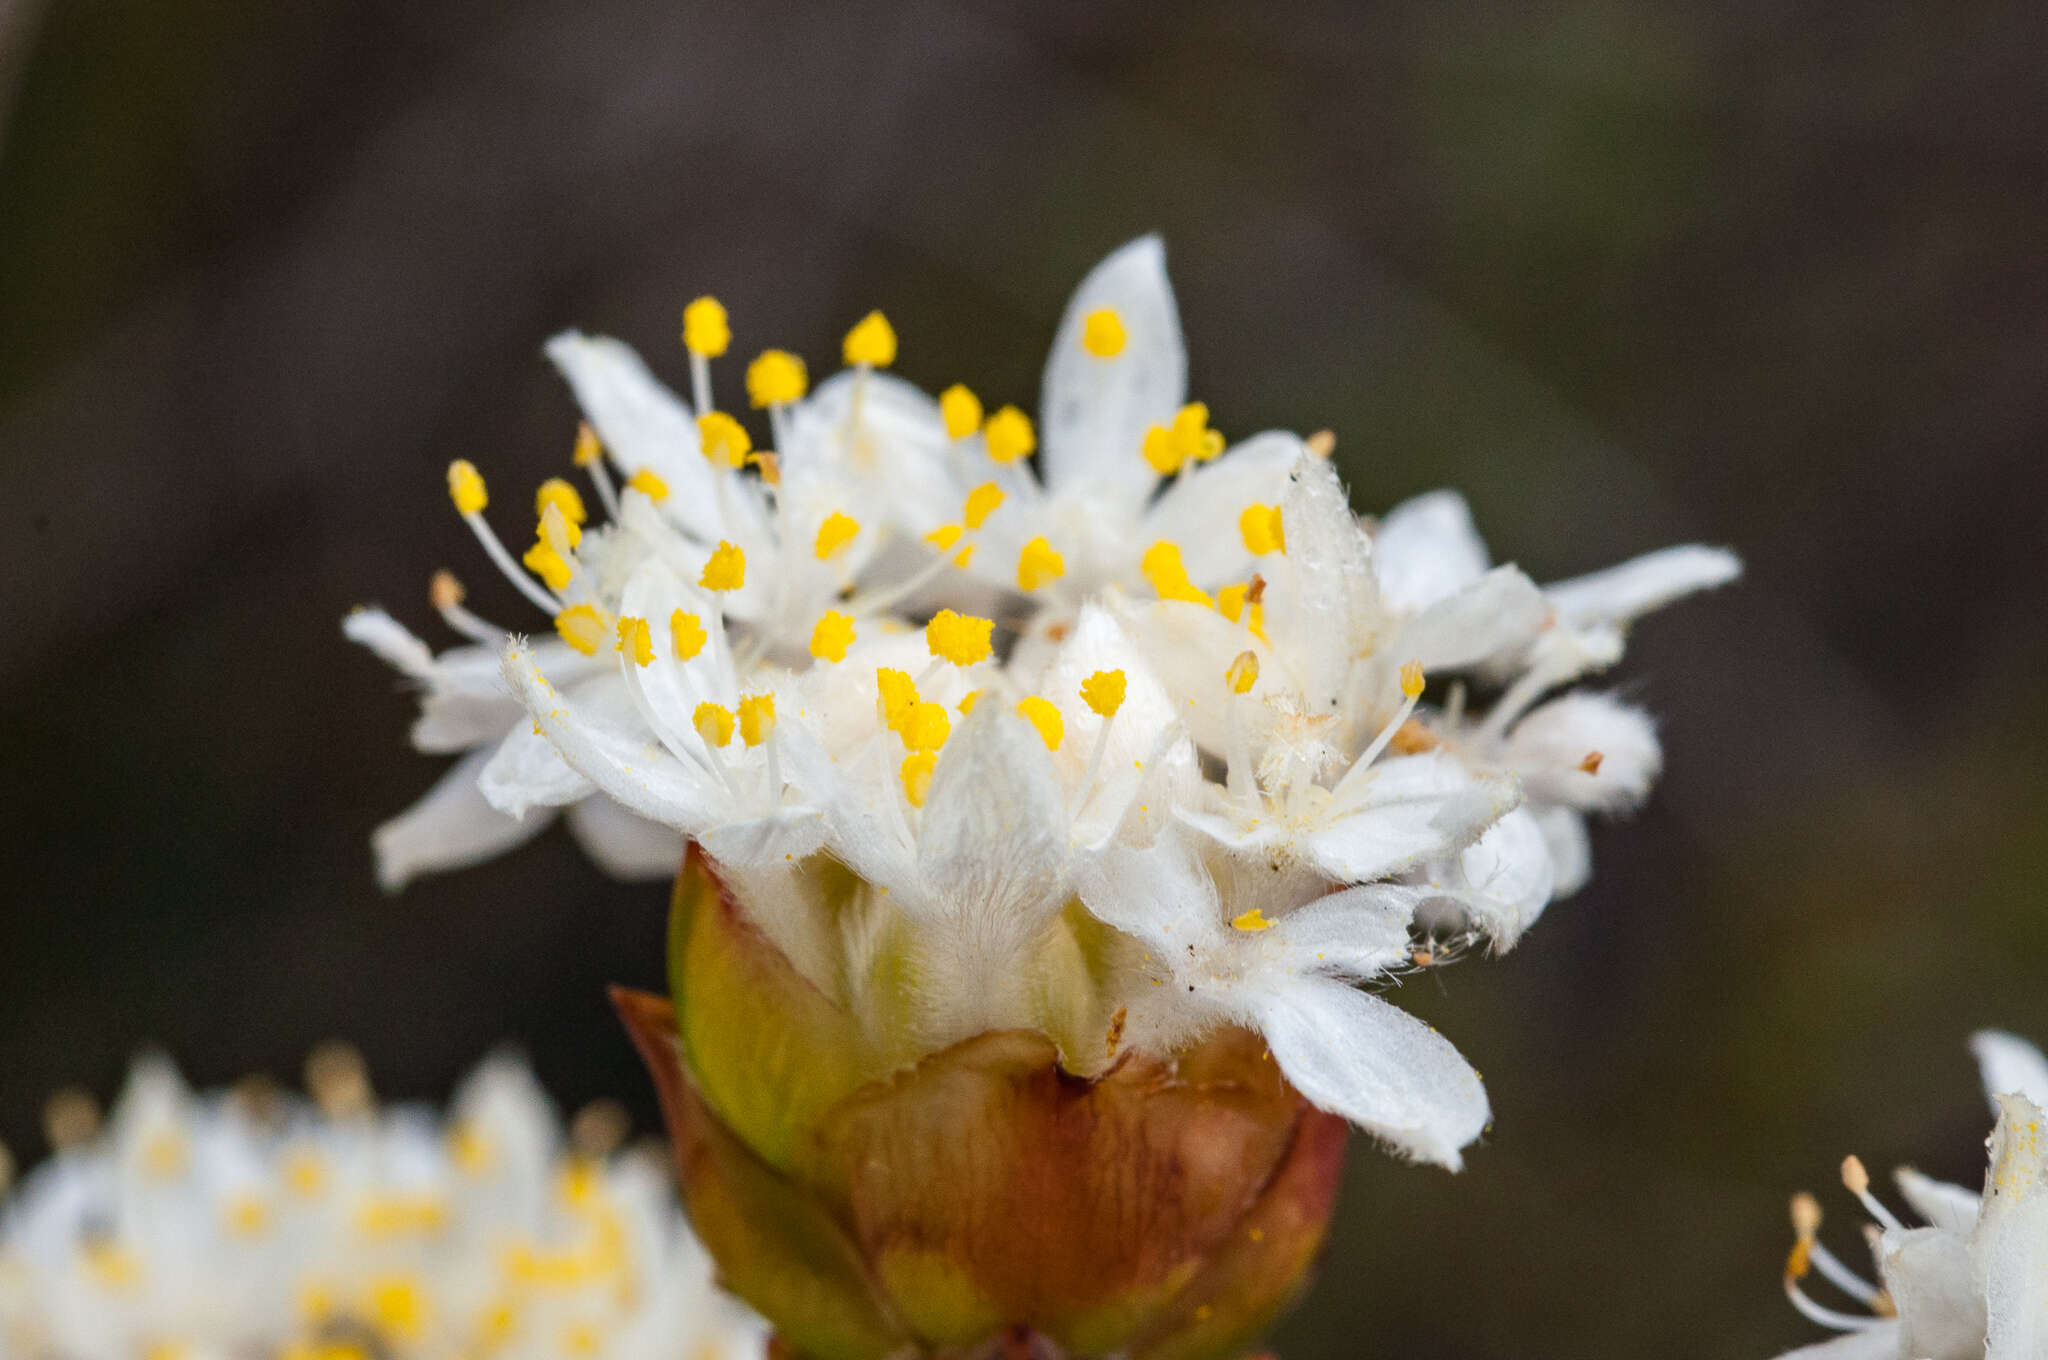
[371,748,556,892]
[791,369,962,536]
[1893,1167,1981,1237]
[1505,692,1663,811]
[1373,490,1491,613]
[1265,884,1418,980]
[1398,565,1549,671]
[1248,979,1489,1169]
[1143,431,1306,586]
[1316,752,1515,883]
[564,796,685,880]
[1439,806,1557,948]
[916,705,1069,932]
[1268,454,1379,706]
[1771,1326,1901,1360]
[1877,1226,1985,1360]
[1533,805,1593,899]
[479,719,595,817]
[1039,236,1185,503]
[1075,832,1221,952]
[1544,543,1741,628]
[545,332,721,542]
[1971,1031,2048,1110]
[343,607,436,679]
[1977,1097,2048,1360]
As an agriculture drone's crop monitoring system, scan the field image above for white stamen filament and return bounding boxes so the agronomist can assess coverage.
[689,352,713,422]
[1806,1238,1885,1308]
[1782,1277,1883,1333]
[462,512,565,615]
[584,453,621,521]
[434,596,503,645]
[1354,685,1422,771]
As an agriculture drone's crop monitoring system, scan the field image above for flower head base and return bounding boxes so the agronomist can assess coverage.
[0,1046,765,1360]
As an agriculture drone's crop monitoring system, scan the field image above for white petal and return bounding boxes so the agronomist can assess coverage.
[792,369,961,536]
[343,607,436,679]
[1504,692,1663,811]
[1248,978,1489,1169]
[1439,806,1557,948]
[916,706,1069,931]
[1075,832,1219,952]
[1142,431,1306,586]
[1266,884,1418,980]
[1771,1326,1902,1360]
[1877,1226,1985,1360]
[1268,454,1379,706]
[1971,1031,2048,1110]
[479,721,595,817]
[1398,565,1549,671]
[371,748,556,892]
[1039,236,1185,504]
[1893,1167,1981,1237]
[1544,543,1741,628]
[1316,751,1515,883]
[1373,490,1491,613]
[1534,805,1593,899]
[1978,1115,2048,1360]
[564,796,685,880]
[545,332,721,542]
[771,720,915,890]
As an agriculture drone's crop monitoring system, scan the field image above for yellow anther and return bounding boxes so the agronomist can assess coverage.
[1227,650,1260,695]
[536,477,588,526]
[429,570,464,611]
[900,751,937,807]
[699,540,746,591]
[523,540,572,592]
[1080,308,1127,357]
[877,668,919,734]
[984,405,1036,464]
[738,693,777,747]
[1080,669,1126,718]
[555,604,609,656]
[682,296,730,358]
[958,688,985,714]
[447,460,487,515]
[1841,1155,1870,1196]
[899,700,951,753]
[614,616,654,666]
[1232,907,1274,933]
[940,384,983,440]
[1399,659,1425,699]
[1217,582,1249,622]
[697,410,751,468]
[746,349,807,407]
[573,421,603,467]
[842,310,897,368]
[1141,540,1212,605]
[814,511,860,559]
[693,702,735,748]
[1016,536,1066,591]
[1791,1191,1822,1240]
[926,609,994,666]
[1017,695,1063,751]
[750,449,782,485]
[962,482,1005,529]
[1305,429,1336,458]
[1141,425,1183,476]
[367,1274,428,1342]
[1141,403,1225,475]
[809,610,855,662]
[283,1149,328,1198]
[628,467,670,501]
[1240,503,1285,555]
[224,1192,271,1237]
[669,610,707,660]
[925,523,965,552]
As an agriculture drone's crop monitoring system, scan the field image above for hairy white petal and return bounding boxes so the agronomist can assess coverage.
[1438,807,1557,948]
[1039,235,1185,504]
[343,607,437,679]
[1544,542,1741,628]
[1771,1326,1902,1360]
[1399,565,1549,671]
[1534,805,1593,899]
[1373,489,1491,613]
[371,748,556,892]
[1144,431,1305,586]
[564,796,685,881]
[546,332,721,543]
[1878,1226,1985,1360]
[1505,692,1663,811]
[479,719,596,817]
[1894,1167,1982,1237]
[1971,1031,2048,1110]
[1264,885,1418,980]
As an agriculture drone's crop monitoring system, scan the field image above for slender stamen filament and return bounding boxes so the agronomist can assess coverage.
[1841,1156,1906,1233]
[461,512,563,615]
[1782,1277,1883,1333]
[429,572,502,643]
[1807,1238,1884,1308]
[1354,662,1425,770]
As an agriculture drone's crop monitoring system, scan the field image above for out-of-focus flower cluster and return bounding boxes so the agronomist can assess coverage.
[0,1046,765,1360]
[351,236,1738,1169]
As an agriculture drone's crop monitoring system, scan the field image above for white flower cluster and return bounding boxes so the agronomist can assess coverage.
[1778,1031,2048,1359]
[0,1047,765,1360]
[351,238,1738,1168]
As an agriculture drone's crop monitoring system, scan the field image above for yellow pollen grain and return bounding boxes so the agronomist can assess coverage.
[900,750,937,807]
[1399,659,1425,699]
[940,384,983,440]
[699,541,746,591]
[1016,536,1065,591]
[447,460,487,515]
[1178,402,1224,462]
[1017,695,1063,751]
[926,609,994,665]
[1080,669,1126,718]
[1239,503,1285,555]
[536,477,588,526]
[697,411,751,468]
[951,543,975,568]
[1232,907,1274,932]
[962,482,1005,529]
[573,421,603,467]
[1080,307,1127,357]
[809,610,855,662]
[670,610,707,660]
[738,693,776,747]
[614,616,655,666]
[746,349,807,407]
[876,668,919,735]
[693,702,735,748]
[682,296,730,358]
[925,523,965,552]
[984,405,1036,464]
[899,700,951,752]
[842,311,897,368]
[555,604,609,656]
[523,540,572,592]
[628,468,669,501]
[1227,650,1260,695]
[814,511,860,560]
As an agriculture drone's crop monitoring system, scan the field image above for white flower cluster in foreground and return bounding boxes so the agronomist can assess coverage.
[0,1048,764,1360]
[1779,1031,2048,1359]
[351,237,1738,1168]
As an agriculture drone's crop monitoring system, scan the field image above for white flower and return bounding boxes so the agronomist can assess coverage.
[0,1048,766,1360]
[1776,1030,2048,1359]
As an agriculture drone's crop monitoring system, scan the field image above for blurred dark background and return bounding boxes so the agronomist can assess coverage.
[3,2,2046,1356]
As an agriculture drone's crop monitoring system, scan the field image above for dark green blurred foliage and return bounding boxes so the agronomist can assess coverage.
[3,4,2045,1357]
